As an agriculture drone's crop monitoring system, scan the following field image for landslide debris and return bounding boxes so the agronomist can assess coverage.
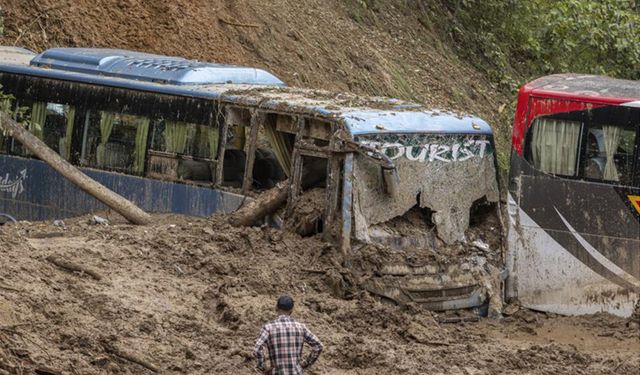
[0,214,638,374]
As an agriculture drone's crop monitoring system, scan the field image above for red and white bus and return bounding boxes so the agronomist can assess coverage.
[507,74,640,317]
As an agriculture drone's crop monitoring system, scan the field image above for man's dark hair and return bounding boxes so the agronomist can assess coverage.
[276,295,294,311]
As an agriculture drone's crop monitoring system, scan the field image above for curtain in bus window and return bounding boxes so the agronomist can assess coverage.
[207,126,219,160]
[134,118,150,173]
[0,98,11,152]
[227,125,246,150]
[531,118,581,176]
[30,102,47,139]
[264,121,293,176]
[61,106,76,160]
[602,125,621,181]
[97,111,116,167]
[164,121,188,153]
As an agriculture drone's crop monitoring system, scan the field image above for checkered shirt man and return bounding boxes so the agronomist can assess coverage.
[254,296,323,374]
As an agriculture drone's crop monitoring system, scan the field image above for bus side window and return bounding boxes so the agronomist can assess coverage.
[583,124,636,185]
[147,120,218,182]
[5,100,77,160]
[81,111,150,175]
[528,117,582,177]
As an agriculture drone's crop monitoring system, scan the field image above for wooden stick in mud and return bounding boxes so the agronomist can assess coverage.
[46,255,103,281]
[228,180,289,227]
[218,17,260,28]
[105,344,160,373]
[0,112,151,225]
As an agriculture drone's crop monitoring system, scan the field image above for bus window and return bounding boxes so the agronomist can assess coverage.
[148,120,218,182]
[584,124,636,185]
[81,111,150,175]
[529,117,582,177]
[246,115,289,190]
[221,109,250,187]
[6,100,76,159]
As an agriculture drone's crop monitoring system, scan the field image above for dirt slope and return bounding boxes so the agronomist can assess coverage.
[0,0,509,146]
[1,215,638,374]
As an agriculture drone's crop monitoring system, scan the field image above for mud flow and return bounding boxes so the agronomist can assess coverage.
[1,213,638,374]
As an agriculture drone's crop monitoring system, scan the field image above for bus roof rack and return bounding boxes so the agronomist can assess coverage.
[30,48,285,87]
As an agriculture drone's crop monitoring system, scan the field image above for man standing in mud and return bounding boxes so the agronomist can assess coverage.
[254,295,323,374]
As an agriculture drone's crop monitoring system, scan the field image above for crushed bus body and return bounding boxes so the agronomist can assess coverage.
[0,47,501,313]
[507,74,640,317]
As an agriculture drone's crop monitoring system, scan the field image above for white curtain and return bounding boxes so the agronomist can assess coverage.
[531,118,581,176]
[602,125,621,181]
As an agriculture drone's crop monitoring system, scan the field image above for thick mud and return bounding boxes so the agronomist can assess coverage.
[0,214,638,374]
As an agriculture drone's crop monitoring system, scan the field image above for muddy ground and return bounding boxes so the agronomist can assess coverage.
[1,213,638,374]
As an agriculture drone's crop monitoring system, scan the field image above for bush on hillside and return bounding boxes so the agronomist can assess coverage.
[438,0,640,89]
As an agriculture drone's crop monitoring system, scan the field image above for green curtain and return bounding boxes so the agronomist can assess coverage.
[30,102,47,140]
[164,121,188,153]
[264,121,293,176]
[97,111,116,167]
[62,106,76,160]
[227,125,246,150]
[0,99,11,152]
[134,118,150,173]
[207,126,219,160]
[99,111,116,145]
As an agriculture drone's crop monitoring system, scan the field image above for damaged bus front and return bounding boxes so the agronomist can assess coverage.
[340,112,501,312]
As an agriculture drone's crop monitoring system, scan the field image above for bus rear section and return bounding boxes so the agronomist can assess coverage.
[506,74,640,317]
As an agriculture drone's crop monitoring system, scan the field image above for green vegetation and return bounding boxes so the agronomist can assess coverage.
[435,0,639,91]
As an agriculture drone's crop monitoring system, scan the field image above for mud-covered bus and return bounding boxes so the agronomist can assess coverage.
[506,74,640,317]
[0,47,500,311]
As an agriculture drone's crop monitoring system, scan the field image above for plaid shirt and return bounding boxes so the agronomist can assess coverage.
[254,315,323,375]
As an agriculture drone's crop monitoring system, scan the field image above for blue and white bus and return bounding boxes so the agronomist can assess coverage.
[0,47,500,311]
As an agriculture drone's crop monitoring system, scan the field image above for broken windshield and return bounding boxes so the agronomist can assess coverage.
[353,133,499,244]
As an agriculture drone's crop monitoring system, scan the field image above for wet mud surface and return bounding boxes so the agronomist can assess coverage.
[0,213,638,374]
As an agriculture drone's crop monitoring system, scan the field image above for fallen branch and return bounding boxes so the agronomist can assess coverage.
[423,340,451,347]
[301,268,327,274]
[0,284,22,293]
[46,255,103,281]
[219,17,260,28]
[28,232,65,239]
[106,345,159,373]
[436,316,479,324]
[228,181,289,227]
[0,322,42,330]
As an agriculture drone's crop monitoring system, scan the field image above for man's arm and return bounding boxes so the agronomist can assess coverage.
[254,326,269,371]
[300,325,323,368]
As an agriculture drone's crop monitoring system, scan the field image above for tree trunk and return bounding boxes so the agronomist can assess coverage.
[0,112,152,225]
[228,180,289,227]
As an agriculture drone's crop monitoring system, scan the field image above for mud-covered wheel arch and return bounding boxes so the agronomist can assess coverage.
[0,213,16,225]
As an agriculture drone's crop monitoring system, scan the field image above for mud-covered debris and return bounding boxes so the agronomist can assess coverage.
[90,215,109,225]
[472,239,490,252]
[0,213,638,374]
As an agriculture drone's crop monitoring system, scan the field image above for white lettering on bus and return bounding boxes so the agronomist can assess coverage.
[361,140,490,163]
[0,169,27,198]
